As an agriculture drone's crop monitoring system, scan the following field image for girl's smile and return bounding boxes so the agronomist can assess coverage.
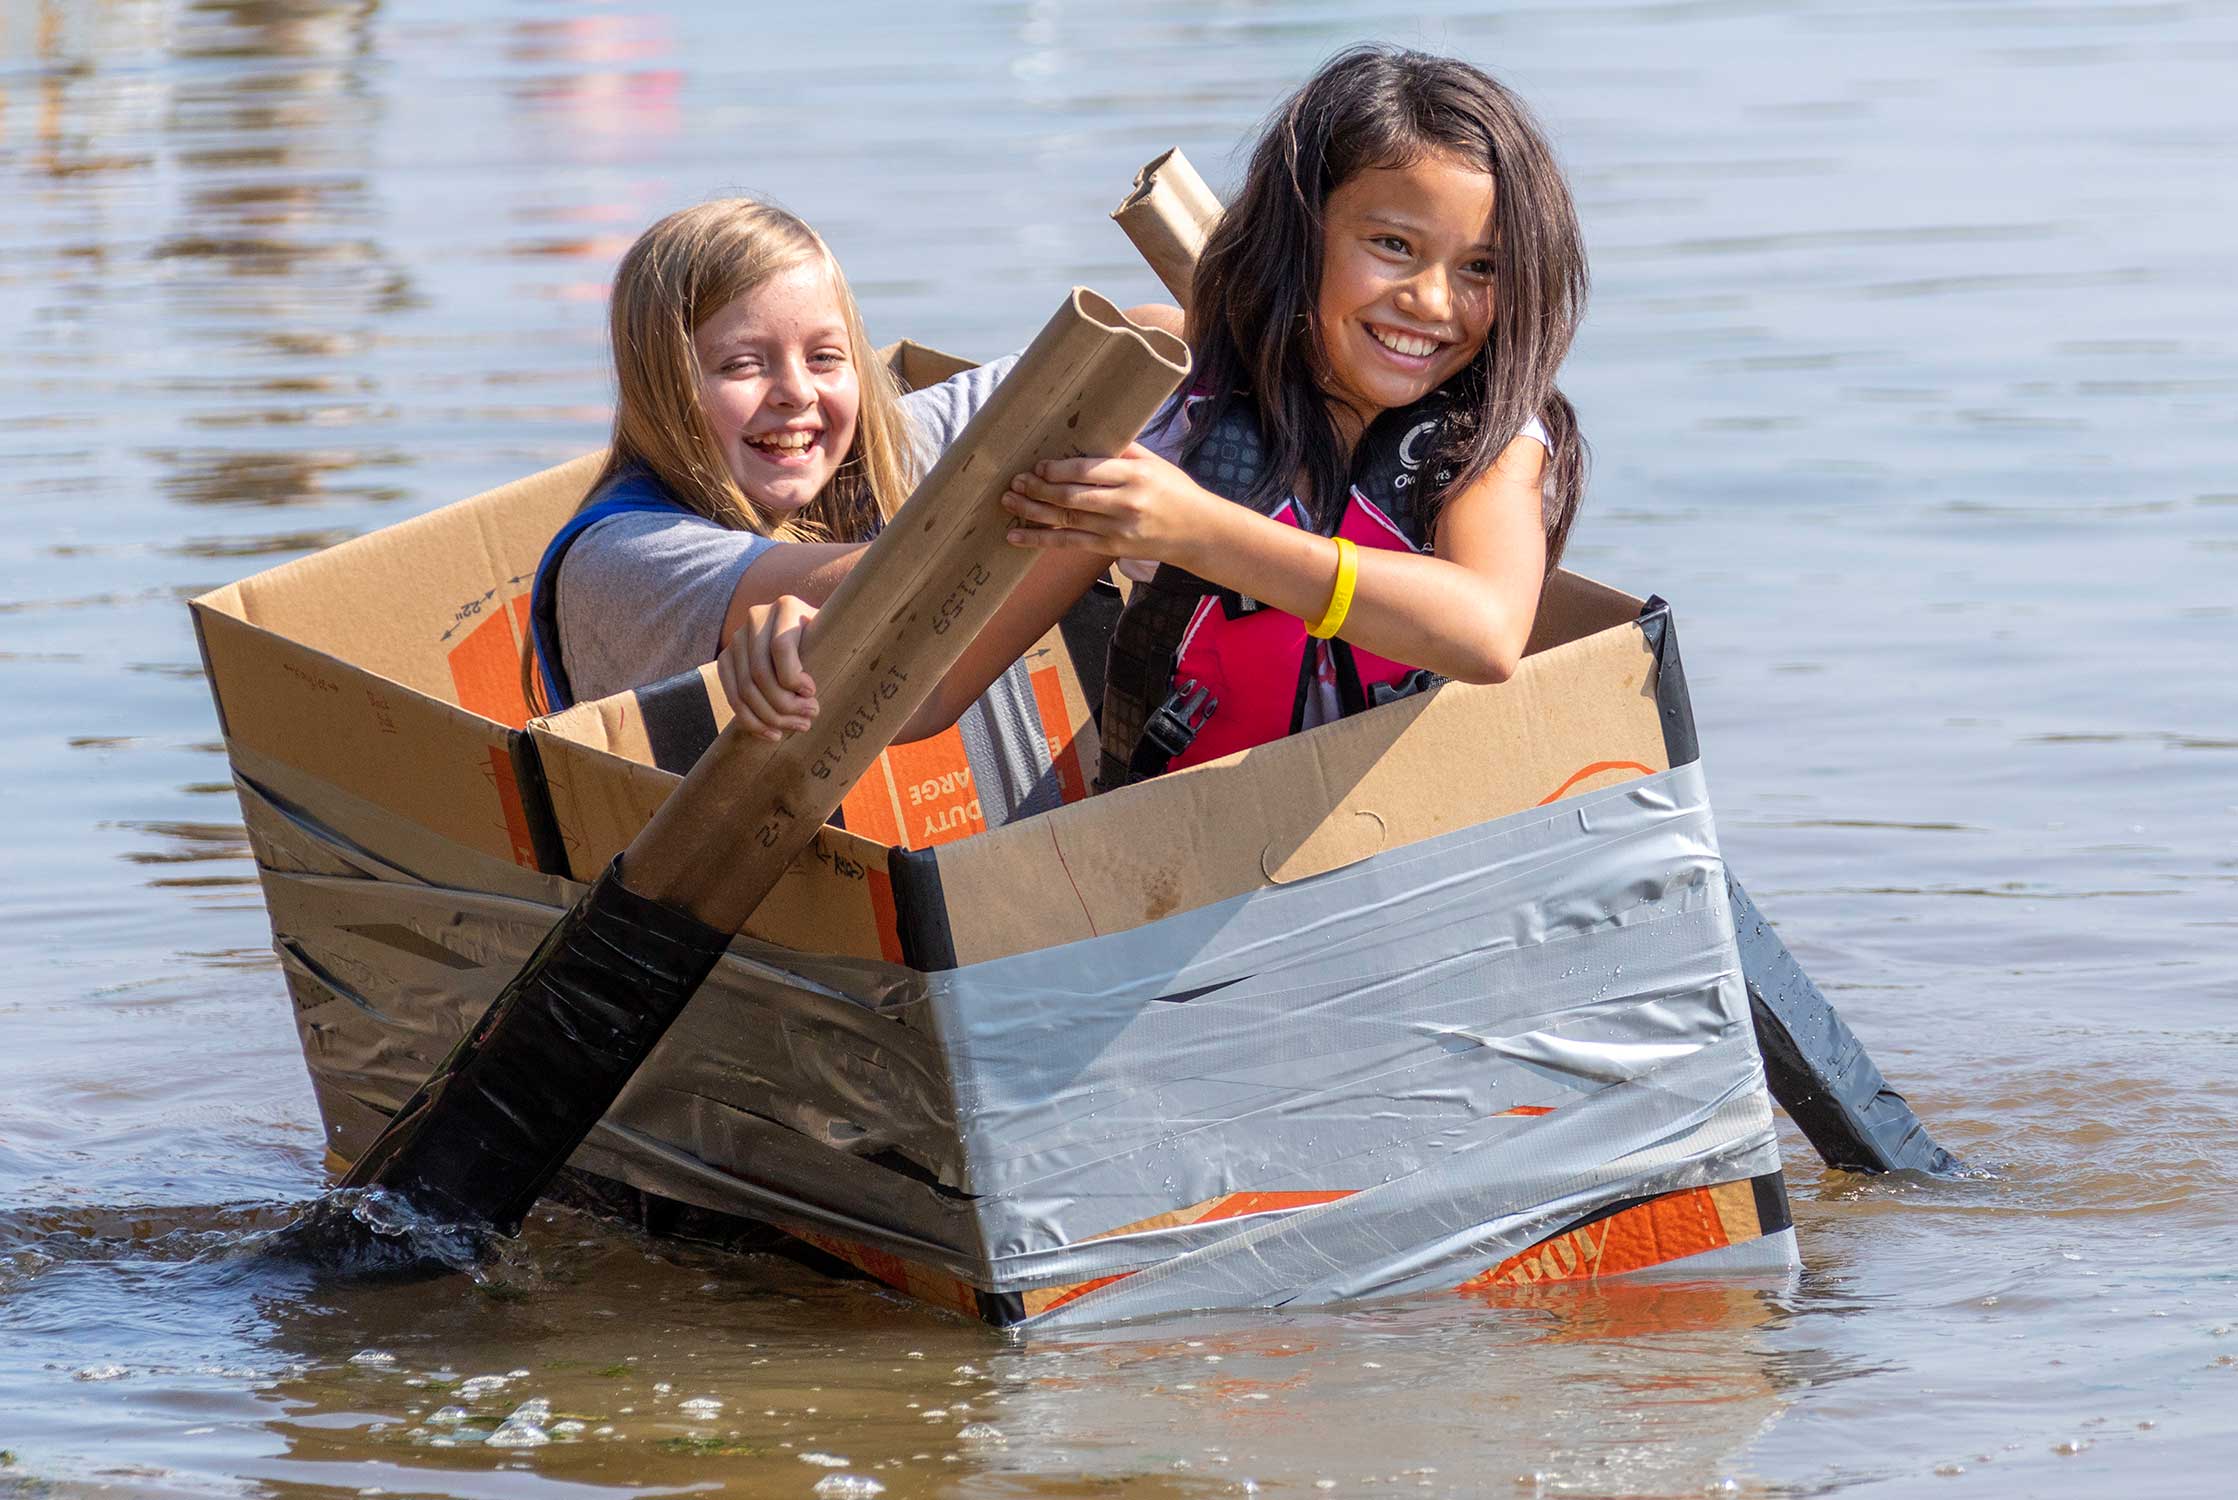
[1315,152,1499,430]
[742,424,824,467]
[694,259,861,517]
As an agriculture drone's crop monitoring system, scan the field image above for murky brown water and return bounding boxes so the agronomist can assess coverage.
[4,1,2236,1495]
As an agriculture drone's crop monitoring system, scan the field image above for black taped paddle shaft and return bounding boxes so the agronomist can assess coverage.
[338,858,729,1234]
[330,293,1188,1243]
[1730,874,1962,1176]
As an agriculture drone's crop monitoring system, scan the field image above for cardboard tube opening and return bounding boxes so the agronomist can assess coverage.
[1114,147,1182,215]
[1110,148,1224,311]
[1072,287,1190,370]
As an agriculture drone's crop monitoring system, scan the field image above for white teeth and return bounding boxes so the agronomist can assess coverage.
[748,430,817,452]
[1370,326,1439,358]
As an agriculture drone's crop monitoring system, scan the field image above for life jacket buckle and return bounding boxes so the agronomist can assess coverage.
[1369,668,1447,709]
[1140,678,1218,764]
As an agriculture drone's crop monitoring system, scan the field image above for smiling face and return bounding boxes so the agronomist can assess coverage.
[1314,151,1499,433]
[693,258,860,519]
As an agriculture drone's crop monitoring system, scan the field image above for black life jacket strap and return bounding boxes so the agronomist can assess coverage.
[1124,678,1219,784]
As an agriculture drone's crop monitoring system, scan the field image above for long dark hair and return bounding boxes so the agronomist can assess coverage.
[1185,46,1589,568]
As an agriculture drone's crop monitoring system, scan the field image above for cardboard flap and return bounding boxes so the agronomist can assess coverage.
[928,618,1670,966]
[211,452,606,715]
[1527,568,1643,658]
[879,340,978,393]
[1263,808,1388,884]
[528,722,905,961]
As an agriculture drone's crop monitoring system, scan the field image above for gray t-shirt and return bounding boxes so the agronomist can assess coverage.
[553,355,1017,708]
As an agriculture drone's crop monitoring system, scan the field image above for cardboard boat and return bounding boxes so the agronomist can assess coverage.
[191,337,1798,1327]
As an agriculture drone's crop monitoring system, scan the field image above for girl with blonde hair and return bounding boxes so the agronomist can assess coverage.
[527,197,986,718]
[528,196,1143,825]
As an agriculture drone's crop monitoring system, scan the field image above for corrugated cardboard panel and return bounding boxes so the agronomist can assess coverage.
[931,619,1672,965]
[1527,569,1645,658]
[222,452,603,716]
[193,601,556,872]
[882,339,977,392]
[531,660,961,851]
[533,617,1102,855]
[228,740,565,903]
[528,718,900,962]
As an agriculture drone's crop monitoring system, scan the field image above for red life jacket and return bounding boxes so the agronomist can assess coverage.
[1096,391,1454,791]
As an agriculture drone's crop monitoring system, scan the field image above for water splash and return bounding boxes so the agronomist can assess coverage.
[247,1187,494,1279]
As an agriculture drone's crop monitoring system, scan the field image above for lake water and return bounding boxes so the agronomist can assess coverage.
[3,1,2234,1496]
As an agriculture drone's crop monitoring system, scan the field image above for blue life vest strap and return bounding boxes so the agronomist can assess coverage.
[528,469,691,714]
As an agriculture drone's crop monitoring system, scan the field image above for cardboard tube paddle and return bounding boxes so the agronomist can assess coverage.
[1110,148,1962,1177]
[1111,148,1222,309]
[1727,876,1961,1175]
[337,289,1189,1236]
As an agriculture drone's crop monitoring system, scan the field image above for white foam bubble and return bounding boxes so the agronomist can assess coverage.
[485,1418,550,1449]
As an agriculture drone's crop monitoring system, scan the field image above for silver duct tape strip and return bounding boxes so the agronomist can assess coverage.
[571,1114,981,1265]
[1628,1226,1799,1282]
[1025,1039,1783,1325]
[922,764,1759,1213]
[940,902,1733,1209]
[255,861,970,1177]
[229,742,569,906]
[956,655,1065,826]
[245,755,1791,1317]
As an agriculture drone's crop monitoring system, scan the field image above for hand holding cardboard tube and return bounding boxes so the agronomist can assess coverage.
[1103,146,1963,1180]
[332,289,1189,1240]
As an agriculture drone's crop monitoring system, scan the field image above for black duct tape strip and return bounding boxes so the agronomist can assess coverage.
[507,732,570,876]
[340,856,732,1234]
[1752,1168,1794,1234]
[888,846,958,972]
[637,669,722,775]
[1728,874,1962,1177]
[977,1289,1028,1327]
[1636,597,1700,771]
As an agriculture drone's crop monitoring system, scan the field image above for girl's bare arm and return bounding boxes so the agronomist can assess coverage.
[716,550,1107,743]
[1004,434,1548,684]
[720,540,865,644]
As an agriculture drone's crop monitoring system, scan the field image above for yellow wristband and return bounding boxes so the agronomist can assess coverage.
[1307,536,1358,640]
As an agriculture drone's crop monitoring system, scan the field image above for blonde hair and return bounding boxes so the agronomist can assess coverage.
[522,199,916,718]
[600,197,916,539]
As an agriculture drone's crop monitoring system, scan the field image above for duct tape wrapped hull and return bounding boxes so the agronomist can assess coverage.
[192,426,1796,1328]
[245,757,1791,1327]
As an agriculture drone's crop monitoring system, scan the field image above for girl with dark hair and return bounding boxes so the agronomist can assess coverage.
[730,47,1588,793]
[1003,45,1588,787]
